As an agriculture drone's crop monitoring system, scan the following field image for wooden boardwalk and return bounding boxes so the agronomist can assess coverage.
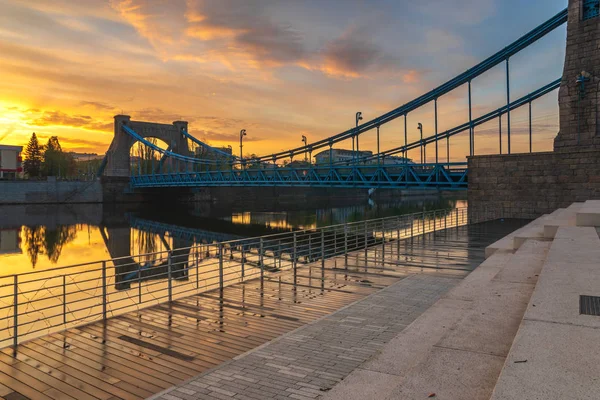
[0,220,526,400]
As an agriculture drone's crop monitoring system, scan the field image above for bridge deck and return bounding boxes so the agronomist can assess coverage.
[0,221,526,400]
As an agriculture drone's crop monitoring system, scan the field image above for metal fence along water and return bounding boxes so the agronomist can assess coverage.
[0,207,494,349]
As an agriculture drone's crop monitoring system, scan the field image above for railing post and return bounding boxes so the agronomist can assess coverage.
[364,220,368,262]
[321,230,325,269]
[63,275,67,325]
[101,261,107,321]
[241,245,245,279]
[195,249,199,288]
[411,214,414,238]
[445,213,447,230]
[167,251,173,303]
[259,238,264,281]
[396,216,401,254]
[293,232,297,286]
[218,244,224,291]
[422,212,426,234]
[13,275,18,350]
[138,263,142,304]
[278,240,282,270]
[381,220,385,262]
[456,208,459,228]
[344,224,348,268]
[433,210,437,233]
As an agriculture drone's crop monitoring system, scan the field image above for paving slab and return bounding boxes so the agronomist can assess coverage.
[436,280,534,357]
[384,346,505,400]
[358,297,472,377]
[493,240,549,284]
[491,320,600,400]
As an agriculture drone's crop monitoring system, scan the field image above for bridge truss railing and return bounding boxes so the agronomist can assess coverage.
[0,206,507,351]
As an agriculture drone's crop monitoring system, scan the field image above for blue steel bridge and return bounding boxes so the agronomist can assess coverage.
[102,8,568,190]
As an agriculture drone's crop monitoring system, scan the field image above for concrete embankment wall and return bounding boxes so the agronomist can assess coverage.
[468,149,600,219]
[180,186,452,208]
[0,180,103,204]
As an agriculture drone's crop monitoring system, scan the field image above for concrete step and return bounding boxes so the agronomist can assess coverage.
[490,226,600,400]
[512,209,565,250]
[543,202,583,239]
[576,199,600,227]
[485,215,550,258]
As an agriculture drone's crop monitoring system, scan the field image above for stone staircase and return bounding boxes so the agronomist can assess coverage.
[324,201,600,399]
[490,200,600,399]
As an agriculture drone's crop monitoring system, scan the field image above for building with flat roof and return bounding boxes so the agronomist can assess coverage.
[0,145,23,179]
[314,149,373,165]
[314,149,413,166]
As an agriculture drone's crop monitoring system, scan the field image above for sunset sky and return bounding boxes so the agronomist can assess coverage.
[0,0,567,161]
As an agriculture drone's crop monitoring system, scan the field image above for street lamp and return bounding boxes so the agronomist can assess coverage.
[355,111,363,162]
[239,129,247,161]
[301,135,308,162]
[417,123,423,164]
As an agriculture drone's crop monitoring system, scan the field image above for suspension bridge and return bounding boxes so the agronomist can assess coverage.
[100,8,568,191]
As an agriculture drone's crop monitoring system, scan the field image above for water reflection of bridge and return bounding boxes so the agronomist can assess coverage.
[100,216,245,290]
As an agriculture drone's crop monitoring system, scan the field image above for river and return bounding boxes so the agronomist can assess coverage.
[0,195,466,276]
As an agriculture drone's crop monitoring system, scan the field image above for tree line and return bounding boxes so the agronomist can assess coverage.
[22,133,77,178]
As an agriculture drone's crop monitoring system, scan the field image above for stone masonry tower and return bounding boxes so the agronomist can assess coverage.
[555,0,600,150]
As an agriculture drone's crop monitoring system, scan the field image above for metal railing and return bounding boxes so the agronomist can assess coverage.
[0,207,495,349]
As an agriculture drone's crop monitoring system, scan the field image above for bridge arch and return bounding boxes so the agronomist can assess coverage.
[104,115,191,178]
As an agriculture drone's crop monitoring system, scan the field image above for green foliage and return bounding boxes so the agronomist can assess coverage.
[23,132,43,177]
[42,136,75,177]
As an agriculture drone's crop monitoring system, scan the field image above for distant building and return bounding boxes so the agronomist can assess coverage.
[380,155,413,165]
[0,145,23,179]
[69,152,105,162]
[313,149,413,166]
[314,149,373,165]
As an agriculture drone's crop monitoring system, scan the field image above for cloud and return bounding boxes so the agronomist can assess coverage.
[30,111,112,131]
[192,129,263,143]
[109,0,409,78]
[79,101,116,111]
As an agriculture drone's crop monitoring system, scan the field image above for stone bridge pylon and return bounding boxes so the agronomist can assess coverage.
[103,115,192,178]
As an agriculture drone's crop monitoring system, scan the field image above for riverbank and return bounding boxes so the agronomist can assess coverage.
[0,179,464,205]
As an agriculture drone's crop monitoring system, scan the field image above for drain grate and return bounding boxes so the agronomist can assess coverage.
[580,295,600,316]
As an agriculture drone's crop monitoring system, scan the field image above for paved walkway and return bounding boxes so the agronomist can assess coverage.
[150,274,460,400]
[150,220,526,400]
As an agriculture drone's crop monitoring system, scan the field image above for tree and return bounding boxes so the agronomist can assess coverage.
[23,132,43,178]
[42,136,75,177]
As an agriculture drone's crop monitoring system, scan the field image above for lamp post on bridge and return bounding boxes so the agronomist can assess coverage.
[355,112,362,163]
[239,129,247,168]
[417,123,423,164]
[302,135,308,162]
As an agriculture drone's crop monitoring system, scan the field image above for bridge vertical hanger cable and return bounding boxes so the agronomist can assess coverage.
[499,116,502,154]
[468,80,473,156]
[404,115,408,164]
[529,101,533,153]
[435,98,438,164]
[506,58,511,154]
